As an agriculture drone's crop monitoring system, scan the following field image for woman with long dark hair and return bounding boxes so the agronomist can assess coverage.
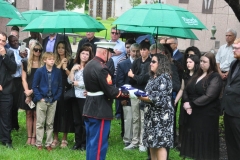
[138,54,174,159]
[174,54,200,148]
[51,41,74,148]
[180,52,222,159]
[68,46,93,150]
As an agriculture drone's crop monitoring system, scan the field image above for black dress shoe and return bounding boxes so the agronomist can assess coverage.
[6,143,13,149]
[71,145,81,150]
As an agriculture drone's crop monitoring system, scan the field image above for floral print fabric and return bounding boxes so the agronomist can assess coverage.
[143,73,174,148]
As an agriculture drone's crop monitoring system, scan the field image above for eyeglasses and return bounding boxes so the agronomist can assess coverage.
[233,47,240,50]
[33,48,43,52]
[226,35,233,37]
[111,32,119,35]
[151,60,157,64]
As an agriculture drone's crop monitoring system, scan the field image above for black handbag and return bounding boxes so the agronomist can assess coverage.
[64,87,75,100]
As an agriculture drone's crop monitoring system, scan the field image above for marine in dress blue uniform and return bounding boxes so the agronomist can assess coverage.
[83,42,127,160]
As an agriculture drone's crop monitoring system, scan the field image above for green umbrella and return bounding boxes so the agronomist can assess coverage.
[23,11,106,33]
[0,0,24,19]
[7,10,50,27]
[117,25,198,40]
[113,3,207,30]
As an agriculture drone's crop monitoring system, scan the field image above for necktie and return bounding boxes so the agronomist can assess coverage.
[232,62,240,78]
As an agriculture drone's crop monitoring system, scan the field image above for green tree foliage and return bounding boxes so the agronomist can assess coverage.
[129,0,141,7]
[66,0,85,10]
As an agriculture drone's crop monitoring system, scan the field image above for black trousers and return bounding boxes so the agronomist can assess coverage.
[12,77,22,130]
[224,113,240,160]
[0,94,13,143]
[72,98,86,147]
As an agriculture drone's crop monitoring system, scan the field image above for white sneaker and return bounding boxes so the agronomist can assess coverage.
[123,143,138,150]
[139,145,147,152]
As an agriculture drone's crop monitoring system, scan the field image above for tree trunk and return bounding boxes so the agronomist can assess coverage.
[225,0,240,22]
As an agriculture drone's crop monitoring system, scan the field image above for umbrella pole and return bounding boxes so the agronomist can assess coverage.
[105,29,107,39]
[64,28,65,41]
[155,27,158,54]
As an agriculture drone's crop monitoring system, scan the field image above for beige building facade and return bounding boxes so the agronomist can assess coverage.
[90,0,240,52]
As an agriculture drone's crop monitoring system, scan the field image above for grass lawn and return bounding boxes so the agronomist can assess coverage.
[0,108,186,160]
[69,19,116,43]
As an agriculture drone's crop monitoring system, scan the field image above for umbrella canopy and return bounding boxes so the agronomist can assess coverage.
[117,25,198,40]
[7,10,50,27]
[0,0,24,19]
[113,3,207,30]
[23,11,106,33]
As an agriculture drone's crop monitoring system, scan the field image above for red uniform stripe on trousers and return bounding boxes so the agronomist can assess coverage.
[97,119,105,160]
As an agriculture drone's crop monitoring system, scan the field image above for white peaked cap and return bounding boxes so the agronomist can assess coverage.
[94,42,116,49]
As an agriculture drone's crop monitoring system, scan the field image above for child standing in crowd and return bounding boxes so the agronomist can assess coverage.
[32,52,62,151]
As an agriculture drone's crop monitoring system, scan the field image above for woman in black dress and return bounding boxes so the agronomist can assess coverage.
[180,52,222,159]
[21,42,43,145]
[174,55,200,147]
[51,41,74,148]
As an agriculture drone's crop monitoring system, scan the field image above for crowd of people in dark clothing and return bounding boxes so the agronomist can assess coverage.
[0,25,240,160]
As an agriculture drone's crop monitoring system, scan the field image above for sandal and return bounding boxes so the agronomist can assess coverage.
[51,139,60,148]
[26,137,31,145]
[31,137,36,146]
[60,140,68,148]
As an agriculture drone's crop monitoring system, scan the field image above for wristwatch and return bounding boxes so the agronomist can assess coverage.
[64,68,68,71]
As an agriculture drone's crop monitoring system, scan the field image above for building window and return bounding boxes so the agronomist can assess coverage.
[96,0,103,18]
[106,0,112,19]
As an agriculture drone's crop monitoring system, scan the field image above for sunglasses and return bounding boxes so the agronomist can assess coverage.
[111,32,119,35]
[33,48,43,52]
[151,60,157,64]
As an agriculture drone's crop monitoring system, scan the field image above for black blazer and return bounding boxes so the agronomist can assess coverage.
[222,60,240,117]
[0,49,17,94]
[42,34,72,53]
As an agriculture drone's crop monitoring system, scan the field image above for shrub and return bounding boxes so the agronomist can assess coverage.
[96,17,102,20]
[107,17,115,21]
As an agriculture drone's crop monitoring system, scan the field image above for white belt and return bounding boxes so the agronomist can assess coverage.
[87,91,104,96]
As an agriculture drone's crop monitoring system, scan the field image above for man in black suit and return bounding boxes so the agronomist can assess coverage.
[76,32,100,56]
[221,37,240,159]
[0,31,17,148]
[42,33,72,53]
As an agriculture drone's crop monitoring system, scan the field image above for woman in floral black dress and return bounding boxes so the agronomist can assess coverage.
[138,54,174,160]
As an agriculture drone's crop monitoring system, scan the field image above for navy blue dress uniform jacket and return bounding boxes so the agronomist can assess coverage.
[83,56,121,120]
[0,49,17,94]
